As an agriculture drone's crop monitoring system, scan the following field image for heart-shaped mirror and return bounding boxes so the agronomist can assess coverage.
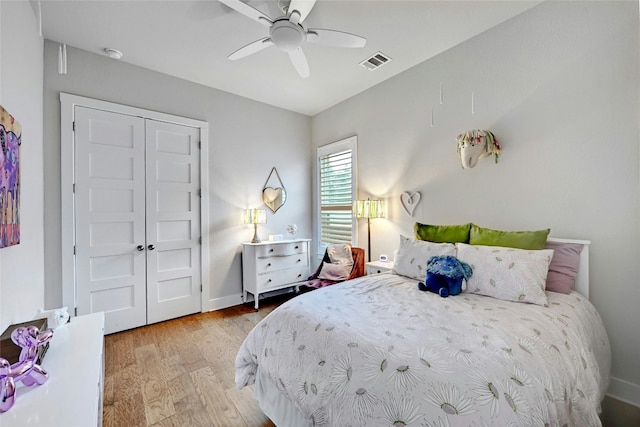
[262,167,287,213]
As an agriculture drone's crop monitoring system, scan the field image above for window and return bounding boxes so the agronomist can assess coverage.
[317,136,357,254]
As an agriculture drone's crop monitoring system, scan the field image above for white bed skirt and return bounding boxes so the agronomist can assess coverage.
[255,366,312,427]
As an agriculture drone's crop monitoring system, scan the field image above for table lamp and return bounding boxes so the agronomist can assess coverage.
[244,208,267,243]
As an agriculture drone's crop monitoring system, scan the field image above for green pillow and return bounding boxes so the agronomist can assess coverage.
[469,224,550,250]
[414,222,472,244]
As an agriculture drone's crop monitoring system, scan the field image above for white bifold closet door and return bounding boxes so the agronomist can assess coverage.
[74,106,201,334]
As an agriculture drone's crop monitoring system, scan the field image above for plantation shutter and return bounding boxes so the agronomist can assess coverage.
[319,148,354,247]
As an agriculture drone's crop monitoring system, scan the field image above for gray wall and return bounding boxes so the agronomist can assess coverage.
[7,0,640,408]
[0,1,45,330]
[43,41,312,311]
[312,1,640,404]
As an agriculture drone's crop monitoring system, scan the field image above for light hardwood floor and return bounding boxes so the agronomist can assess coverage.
[104,294,640,427]
[103,295,290,427]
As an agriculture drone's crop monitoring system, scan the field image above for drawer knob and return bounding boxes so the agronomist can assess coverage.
[297,259,301,263]
[269,249,274,253]
[267,263,272,267]
[268,279,272,283]
[295,246,299,249]
[297,274,302,278]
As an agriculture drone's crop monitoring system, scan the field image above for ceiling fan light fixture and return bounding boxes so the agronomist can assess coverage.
[220,0,365,78]
[104,48,123,60]
[270,20,305,52]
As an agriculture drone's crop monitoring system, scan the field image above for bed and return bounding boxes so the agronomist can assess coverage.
[235,236,611,426]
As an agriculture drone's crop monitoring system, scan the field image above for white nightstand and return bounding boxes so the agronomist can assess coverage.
[365,260,395,275]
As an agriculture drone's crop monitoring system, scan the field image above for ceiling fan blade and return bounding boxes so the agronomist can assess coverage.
[306,28,366,48]
[218,0,273,26]
[228,37,274,60]
[288,48,310,78]
[288,0,316,23]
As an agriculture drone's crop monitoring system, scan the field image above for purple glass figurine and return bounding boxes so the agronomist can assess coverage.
[0,326,54,412]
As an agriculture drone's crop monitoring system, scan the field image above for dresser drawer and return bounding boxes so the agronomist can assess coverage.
[255,241,308,258]
[256,253,309,273]
[258,266,309,291]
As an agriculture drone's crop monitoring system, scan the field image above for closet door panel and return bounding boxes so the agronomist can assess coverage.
[74,107,147,334]
[145,120,201,324]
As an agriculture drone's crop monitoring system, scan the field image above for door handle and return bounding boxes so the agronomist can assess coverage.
[137,245,145,251]
[148,244,155,251]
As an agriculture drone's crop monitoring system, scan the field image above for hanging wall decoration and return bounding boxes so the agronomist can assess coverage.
[400,191,421,217]
[456,130,501,169]
[262,167,287,213]
[0,106,21,248]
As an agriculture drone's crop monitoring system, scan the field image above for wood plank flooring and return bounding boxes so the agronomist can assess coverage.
[103,295,293,427]
[104,293,640,427]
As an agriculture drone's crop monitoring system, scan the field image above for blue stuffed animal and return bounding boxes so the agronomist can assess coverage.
[418,255,472,297]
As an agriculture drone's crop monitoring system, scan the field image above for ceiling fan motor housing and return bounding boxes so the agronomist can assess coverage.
[270,19,306,52]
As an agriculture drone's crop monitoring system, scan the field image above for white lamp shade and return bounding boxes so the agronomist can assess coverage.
[353,200,386,219]
[244,208,267,225]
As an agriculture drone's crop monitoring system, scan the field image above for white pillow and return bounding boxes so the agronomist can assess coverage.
[392,235,456,281]
[456,243,554,306]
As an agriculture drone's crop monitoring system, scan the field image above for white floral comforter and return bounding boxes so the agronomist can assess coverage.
[236,273,611,426]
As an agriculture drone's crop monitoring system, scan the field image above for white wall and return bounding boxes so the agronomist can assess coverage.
[312,1,640,405]
[42,41,311,312]
[0,1,45,331]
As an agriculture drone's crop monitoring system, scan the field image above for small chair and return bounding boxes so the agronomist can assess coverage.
[297,246,365,292]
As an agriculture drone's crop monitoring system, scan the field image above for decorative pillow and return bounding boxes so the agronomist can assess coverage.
[469,224,550,250]
[544,240,583,294]
[414,222,472,244]
[456,243,554,305]
[318,262,353,281]
[393,235,456,281]
[327,243,353,265]
[318,243,354,281]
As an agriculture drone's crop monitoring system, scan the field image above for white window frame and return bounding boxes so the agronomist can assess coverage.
[316,135,358,256]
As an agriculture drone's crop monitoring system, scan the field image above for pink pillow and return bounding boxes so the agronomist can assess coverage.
[544,241,583,294]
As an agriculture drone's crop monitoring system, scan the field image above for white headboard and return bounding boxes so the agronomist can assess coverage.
[547,237,591,298]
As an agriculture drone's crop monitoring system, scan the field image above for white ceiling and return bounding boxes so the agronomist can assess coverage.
[39,0,540,116]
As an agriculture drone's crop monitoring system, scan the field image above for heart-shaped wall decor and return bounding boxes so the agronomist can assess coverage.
[400,191,421,217]
[262,186,286,213]
[262,187,281,203]
[262,167,287,213]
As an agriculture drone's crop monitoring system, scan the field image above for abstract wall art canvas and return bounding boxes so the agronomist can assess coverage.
[0,106,21,247]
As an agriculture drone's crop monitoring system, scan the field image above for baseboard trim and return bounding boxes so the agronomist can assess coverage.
[203,293,243,312]
[607,376,640,408]
[203,287,298,313]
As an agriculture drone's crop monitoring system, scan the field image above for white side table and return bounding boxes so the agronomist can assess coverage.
[0,312,105,426]
[365,260,395,275]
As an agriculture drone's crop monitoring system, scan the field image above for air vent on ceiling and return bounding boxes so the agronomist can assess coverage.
[359,51,392,71]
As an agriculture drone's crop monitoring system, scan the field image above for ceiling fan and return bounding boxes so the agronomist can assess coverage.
[219,0,366,78]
